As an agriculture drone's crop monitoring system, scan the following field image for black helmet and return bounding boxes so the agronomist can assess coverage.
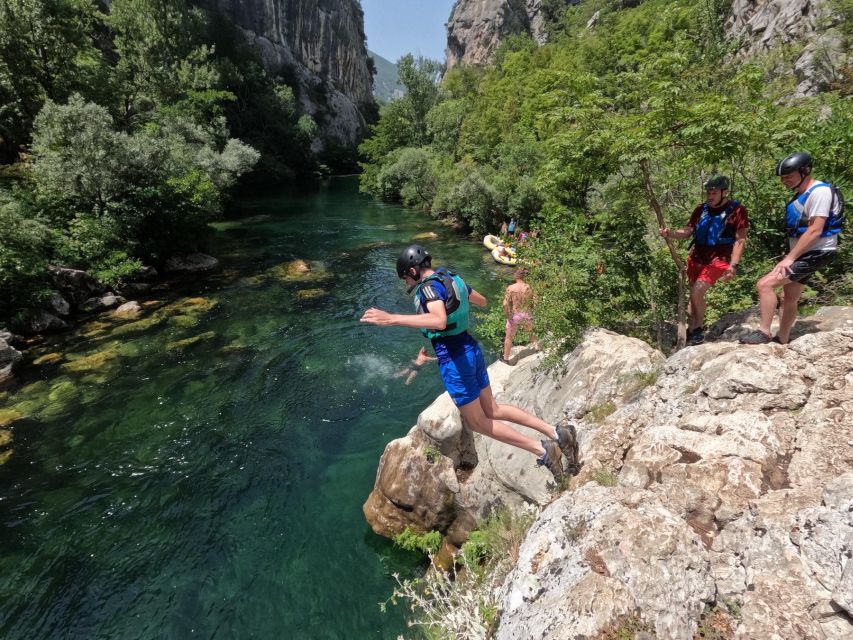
[776,152,812,177]
[704,175,730,190]
[396,244,431,278]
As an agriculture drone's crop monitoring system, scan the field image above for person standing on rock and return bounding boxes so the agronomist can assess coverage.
[360,244,579,481]
[501,268,538,364]
[660,175,749,345]
[740,152,843,345]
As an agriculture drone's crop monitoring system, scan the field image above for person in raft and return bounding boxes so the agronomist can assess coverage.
[659,175,749,345]
[501,268,538,365]
[740,152,843,345]
[360,244,578,481]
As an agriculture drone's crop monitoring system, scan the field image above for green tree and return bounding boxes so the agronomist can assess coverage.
[0,0,107,154]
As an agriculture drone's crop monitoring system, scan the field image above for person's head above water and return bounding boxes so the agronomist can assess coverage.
[396,244,432,281]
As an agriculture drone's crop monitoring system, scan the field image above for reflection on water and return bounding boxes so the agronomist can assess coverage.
[0,178,509,639]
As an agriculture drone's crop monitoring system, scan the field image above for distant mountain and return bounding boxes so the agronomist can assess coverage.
[369,49,405,102]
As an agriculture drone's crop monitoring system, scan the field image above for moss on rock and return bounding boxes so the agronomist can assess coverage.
[166,331,217,351]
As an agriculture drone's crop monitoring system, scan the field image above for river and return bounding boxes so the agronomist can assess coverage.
[0,178,510,639]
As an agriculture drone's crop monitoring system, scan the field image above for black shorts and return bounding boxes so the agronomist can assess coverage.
[788,250,837,284]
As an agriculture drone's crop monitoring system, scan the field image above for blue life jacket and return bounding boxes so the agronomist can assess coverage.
[693,200,739,247]
[413,268,470,340]
[785,182,845,238]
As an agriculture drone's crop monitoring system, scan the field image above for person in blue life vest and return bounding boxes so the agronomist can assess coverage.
[740,152,843,345]
[659,175,749,345]
[360,244,579,481]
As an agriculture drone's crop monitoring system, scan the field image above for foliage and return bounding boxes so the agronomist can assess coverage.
[586,401,617,423]
[423,446,441,463]
[460,508,535,571]
[393,527,442,555]
[360,0,853,357]
[0,194,53,318]
[592,468,618,487]
[0,0,108,154]
[386,508,535,639]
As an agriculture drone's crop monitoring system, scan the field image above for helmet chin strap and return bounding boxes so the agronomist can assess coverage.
[406,265,425,293]
[791,168,810,191]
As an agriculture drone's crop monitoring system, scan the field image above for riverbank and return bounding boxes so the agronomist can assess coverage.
[366,305,853,638]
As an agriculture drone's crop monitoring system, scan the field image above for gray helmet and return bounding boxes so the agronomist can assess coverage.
[396,244,431,278]
[704,175,730,190]
[776,151,812,177]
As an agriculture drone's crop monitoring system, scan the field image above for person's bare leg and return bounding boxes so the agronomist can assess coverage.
[502,322,517,360]
[689,280,710,331]
[458,398,544,456]
[756,273,789,336]
[478,386,556,439]
[777,281,805,343]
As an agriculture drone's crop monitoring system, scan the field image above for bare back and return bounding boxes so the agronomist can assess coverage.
[503,281,533,316]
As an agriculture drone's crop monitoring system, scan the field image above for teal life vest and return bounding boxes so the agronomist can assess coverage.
[692,200,739,247]
[413,268,470,340]
[785,182,845,238]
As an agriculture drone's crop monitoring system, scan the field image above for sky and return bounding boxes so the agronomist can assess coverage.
[360,0,457,63]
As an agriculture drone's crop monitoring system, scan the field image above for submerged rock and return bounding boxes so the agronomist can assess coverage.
[32,352,62,366]
[296,288,328,301]
[164,253,220,274]
[60,347,120,373]
[268,259,331,283]
[0,408,23,427]
[113,301,142,318]
[166,331,216,351]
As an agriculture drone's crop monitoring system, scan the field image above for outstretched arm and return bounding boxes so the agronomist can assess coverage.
[469,289,487,307]
[659,225,694,240]
[361,299,448,331]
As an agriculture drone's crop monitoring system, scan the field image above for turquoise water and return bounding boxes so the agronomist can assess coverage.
[0,178,509,639]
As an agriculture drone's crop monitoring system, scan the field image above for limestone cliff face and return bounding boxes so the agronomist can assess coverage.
[200,0,374,146]
[446,0,552,70]
[364,306,853,637]
[726,0,848,96]
[446,0,848,95]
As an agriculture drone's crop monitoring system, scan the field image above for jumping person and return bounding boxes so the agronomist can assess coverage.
[740,152,843,345]
[360,244,579,481]
[660,175,749,345]
[501,268,538,364]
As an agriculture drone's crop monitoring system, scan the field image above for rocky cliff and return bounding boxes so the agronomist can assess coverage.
[446,0,552,69]
[200,0,374,147]
[726,0,848,96]
[446,0,849,95]
[364,306,853,638]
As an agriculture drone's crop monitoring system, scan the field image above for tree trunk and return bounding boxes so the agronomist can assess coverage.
[640,159,688,349]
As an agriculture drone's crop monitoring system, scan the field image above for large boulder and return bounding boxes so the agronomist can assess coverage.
[363,330,665,540]
[0,338,23,385]
[48,265,105,306]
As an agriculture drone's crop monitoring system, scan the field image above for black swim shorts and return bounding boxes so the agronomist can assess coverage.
[788,250,837,284]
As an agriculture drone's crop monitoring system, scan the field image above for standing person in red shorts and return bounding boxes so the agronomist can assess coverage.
[659,175,749,345]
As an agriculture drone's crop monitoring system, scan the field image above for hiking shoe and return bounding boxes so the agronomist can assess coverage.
[499,356,513,365]
[555,420,580,474]
[739,330,772,345]
[537,439,564,482]
[771,336,787,345]
[687,327,705,346]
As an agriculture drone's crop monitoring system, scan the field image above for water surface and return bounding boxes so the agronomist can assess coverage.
[0,178,510,639]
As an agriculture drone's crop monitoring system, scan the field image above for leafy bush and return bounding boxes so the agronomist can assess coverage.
[393,527,442,555]
[0,195,53,318]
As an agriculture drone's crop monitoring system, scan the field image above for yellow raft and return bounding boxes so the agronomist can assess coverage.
[491,246,517,266]
[483,234,502,250]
